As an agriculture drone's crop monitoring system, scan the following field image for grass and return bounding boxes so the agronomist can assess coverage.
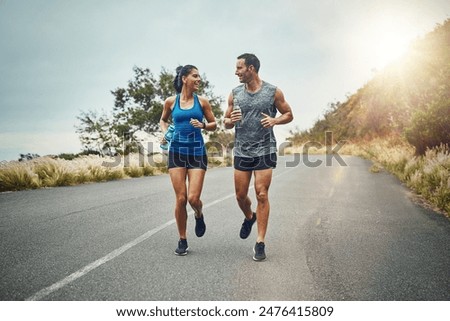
[0,154,164,192]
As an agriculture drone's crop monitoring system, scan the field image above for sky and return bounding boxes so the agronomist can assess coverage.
[1,0,449,161]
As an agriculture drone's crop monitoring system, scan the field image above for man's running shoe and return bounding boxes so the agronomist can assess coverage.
[240,212,256,239]
[174,239,189,256]
[253,242,266,261]
[195,214,206,237]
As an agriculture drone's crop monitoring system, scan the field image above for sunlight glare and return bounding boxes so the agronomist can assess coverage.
[367,15,416,69]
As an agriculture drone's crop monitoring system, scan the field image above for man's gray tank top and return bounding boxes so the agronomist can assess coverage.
[232,81,277,157]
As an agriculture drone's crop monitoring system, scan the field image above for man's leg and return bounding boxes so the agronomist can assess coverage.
[253,168,273,243]
[234,169,253,219]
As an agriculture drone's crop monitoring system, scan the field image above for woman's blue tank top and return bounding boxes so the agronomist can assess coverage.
[169,94,206,156]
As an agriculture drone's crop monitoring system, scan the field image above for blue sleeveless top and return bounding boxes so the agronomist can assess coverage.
[169,94,206,156]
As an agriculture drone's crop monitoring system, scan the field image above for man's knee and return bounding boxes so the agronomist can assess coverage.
[177,194,187,206]
[256,189,269,203]
[188,194,200,207]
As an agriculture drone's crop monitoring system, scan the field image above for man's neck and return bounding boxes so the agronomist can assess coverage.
[245,76,262,93]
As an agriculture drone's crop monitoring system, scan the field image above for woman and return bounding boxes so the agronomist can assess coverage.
[159,65,217,256]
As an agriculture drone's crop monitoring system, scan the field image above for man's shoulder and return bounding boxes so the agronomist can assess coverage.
[232,84,245,93]
[262,81,277,90]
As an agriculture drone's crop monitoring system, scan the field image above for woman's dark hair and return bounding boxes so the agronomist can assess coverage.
[237,53,260,73]
[173,65,198,93]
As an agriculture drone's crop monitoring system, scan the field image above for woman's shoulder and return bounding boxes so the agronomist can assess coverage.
[164,95,178,108]
[196,95,210,105]
[165,95,177,103]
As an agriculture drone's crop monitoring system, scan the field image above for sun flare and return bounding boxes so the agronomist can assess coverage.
[366,15,417,69]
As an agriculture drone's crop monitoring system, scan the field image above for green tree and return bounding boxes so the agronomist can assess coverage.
[75,110,117,155]
[405,98,450,155]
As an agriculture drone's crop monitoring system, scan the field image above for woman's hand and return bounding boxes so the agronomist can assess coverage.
[190,118,204,128]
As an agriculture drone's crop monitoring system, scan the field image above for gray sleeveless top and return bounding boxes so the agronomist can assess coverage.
[232,81,277,157]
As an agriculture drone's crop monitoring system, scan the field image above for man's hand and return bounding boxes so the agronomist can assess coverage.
[230,110,242,124]
[261,112,277,128]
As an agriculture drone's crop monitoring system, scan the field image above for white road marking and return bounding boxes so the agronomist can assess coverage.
[26,219,175,301]
[26,167,294,301]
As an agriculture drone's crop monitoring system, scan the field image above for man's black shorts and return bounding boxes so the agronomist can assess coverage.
[168,152,208,170]
[234,153,277,171]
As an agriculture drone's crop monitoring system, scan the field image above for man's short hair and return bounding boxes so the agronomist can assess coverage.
[237,53,260,73]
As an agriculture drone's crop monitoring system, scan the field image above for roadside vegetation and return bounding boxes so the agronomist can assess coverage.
[0,154,162,192]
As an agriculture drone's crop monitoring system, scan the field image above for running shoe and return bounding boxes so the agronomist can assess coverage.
[240,212,256,239]
[253,242,266,261]
[174,239,189,256]
[195,214,206,237]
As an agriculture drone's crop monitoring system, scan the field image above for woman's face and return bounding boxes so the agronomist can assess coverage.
[183,68,201,91]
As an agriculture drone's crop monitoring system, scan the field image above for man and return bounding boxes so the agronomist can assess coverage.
[224,53,294,261]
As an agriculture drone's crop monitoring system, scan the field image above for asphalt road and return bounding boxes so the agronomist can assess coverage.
[0,155,449,301]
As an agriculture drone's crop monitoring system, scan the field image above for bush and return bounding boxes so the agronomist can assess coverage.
[0,162,40,191]
[34,158,77,187]
[405,98,450,155]
[0,153,166,192]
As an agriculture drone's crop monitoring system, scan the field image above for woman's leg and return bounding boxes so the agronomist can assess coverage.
[169,167,188,239]
[187,169,206,217]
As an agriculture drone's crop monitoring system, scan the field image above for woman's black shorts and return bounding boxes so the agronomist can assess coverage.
[168,152,208,170]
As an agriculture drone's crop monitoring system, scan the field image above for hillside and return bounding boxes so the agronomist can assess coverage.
[290,19,450,155]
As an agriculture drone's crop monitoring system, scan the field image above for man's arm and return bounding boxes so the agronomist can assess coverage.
[224,92,241,129]
[261,88,294,128]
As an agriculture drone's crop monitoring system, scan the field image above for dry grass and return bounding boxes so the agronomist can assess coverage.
[0,154,168,192]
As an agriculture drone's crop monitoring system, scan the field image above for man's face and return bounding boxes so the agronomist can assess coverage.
[235,59,252,83]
